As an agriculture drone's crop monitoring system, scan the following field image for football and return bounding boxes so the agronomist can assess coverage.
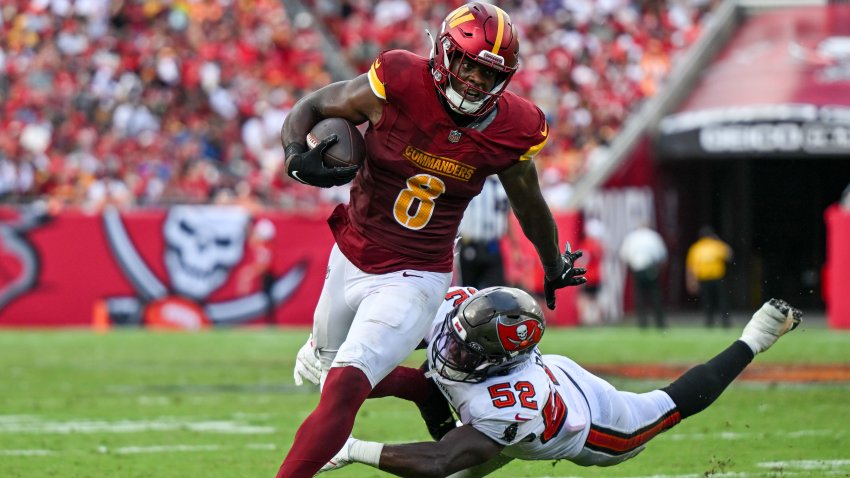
[306,118,366,168]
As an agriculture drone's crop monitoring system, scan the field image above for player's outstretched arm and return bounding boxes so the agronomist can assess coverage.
[321,425,504,478]
[499,160,559,266]
[499,161,587,309]
[381,426,503,477]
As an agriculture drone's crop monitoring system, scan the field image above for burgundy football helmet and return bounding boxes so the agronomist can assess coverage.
[430,286,545,383]
[431,2,520,116]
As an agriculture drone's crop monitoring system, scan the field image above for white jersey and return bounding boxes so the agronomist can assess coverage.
[426,287,680,466]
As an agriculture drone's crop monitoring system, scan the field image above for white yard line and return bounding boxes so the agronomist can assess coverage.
[529,460,850,478]
[3,443,848,478]
[0,449,52,456]
[2,414,846,477]
[2,443,278,457]
[758,459,850,469]
[665,428,841,441]
[537,469,850,478]
[0,415,274,434]
[101,444,223,454]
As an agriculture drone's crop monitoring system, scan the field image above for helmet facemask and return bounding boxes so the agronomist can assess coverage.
[434,36,515,116]
[430,2,519,117]
[430,287,545,383]
[431,312,510,383]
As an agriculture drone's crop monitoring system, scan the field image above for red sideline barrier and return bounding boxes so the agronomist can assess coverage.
[502,212,581,327]
[825,205,850,329]
[0,207,580,328]
[0,207,333,328]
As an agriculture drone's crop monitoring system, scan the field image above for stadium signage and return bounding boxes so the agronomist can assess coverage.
[0,207,583,328]
[658,104,850,158]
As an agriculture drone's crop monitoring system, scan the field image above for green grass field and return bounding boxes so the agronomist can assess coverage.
[1,323,848,478]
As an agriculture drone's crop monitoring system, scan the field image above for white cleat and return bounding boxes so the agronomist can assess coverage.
[740,298,802,354]
[315,437,355,475]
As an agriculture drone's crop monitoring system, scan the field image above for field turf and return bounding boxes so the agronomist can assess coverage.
[1,322,848,478]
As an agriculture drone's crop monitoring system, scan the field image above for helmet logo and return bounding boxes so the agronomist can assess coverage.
[516,324,528,340]
[498,319,542,352]
[478,50,505,66]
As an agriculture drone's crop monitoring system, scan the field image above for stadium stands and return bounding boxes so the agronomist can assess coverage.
[0,0,716,211]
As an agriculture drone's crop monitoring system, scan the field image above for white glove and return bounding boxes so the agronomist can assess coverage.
[316,437,356,474]
[293,334,322,386]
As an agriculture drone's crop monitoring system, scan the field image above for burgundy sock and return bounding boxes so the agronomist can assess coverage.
[369,366,432,403]
[276,366,372,478]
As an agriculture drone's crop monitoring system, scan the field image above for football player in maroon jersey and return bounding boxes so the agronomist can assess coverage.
[277,3,586,476]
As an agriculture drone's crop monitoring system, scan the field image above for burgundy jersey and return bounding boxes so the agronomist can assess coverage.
[329,50,549,274]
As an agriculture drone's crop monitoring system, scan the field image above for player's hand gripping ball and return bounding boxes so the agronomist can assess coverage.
[285,118,364,188]
[306,118,366,168]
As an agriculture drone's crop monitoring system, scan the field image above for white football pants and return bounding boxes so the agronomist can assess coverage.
[312,244,452,387]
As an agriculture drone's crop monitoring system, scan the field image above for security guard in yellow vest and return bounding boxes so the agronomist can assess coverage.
[686,226,734,327]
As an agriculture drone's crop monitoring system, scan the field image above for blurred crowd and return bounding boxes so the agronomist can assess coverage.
[316,0,716,195]
[0,0,717,213]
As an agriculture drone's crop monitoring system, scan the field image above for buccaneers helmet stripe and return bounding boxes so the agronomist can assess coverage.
[368,59,386,100]
[491,7,505,54]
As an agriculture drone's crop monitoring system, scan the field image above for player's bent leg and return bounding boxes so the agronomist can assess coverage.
[277,366,371,478]
[573,388,679,466]
[445,453,515,478]
[335,269,451,386]
[312,245,357,374]
[414,372,457,441]
[368,365,457,441]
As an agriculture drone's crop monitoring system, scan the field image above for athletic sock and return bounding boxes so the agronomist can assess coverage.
[661,340,754,419]
[276,366,372,478]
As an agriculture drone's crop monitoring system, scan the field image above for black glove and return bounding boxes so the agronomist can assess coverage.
[284,136,359,188]
[543,242,587,310]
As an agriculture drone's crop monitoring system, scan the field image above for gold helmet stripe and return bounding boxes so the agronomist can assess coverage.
[449,12,475,28]
[447,5,470,22]
[491,6,506,54]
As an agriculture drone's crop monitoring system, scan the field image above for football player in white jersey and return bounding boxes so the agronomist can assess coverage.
[295,286,802,477]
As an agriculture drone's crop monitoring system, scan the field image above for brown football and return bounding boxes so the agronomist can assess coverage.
[306,118,366,168]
